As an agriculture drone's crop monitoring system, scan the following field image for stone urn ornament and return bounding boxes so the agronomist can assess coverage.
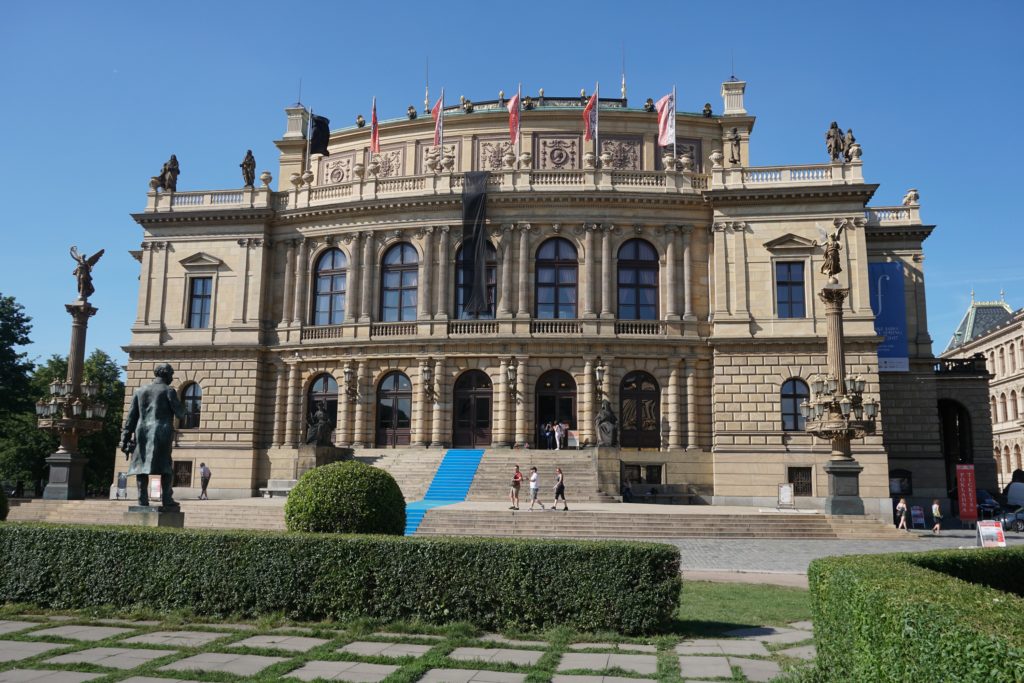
[583,151,596,169]
[662,153,677,171]
[599,151,613,168]
[289,172,303,188]
[148,176,160,191]
[502,150,516,169]
[441,153,455,172]
[679,153,694,172]
[368,156,381,176]
[710,149,724,168]
[301,170,314,186]
[259,170,273,188]
[518,150,532,168]
[353,162,365,180]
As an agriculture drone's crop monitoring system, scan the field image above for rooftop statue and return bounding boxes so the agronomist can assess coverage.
[120,363,186,509]
[703,103,713,117]
[240,150,256,187]
[825,122,843,162]
[156,154,180,192]
[727,127,741,165]
[70,246,104,301]
[842,129,857,162]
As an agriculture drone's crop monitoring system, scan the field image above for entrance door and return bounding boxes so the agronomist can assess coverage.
[376,371,412,447]
[535,370,577,444]
[453,370,493,447]
[620,371,660,448]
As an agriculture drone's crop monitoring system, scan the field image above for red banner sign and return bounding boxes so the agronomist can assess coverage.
[957,464,977,522]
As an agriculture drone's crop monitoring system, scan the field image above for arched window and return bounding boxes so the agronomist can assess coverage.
[1000,393,1008,423]
[1012,390,1020,421]
[781,379,809,431]
[1016,444,1023,471]
[1011,344,1017,373]
[992,396,999,421]
[313,249,347,325]
[1005,446,1012,474]
[620,371,660,448]
[617,239,659,320]
[376,371,413,446]
[456,241,497,319]
[999,348,1006,376]
[535,238,578,319]
[380,243,418,322]
[307,374,338,432]
[180,383,202,429]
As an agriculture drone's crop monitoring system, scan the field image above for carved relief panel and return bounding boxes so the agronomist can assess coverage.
[475,136,514,171]
[415,140,462,174]
[599,136,642,170]
[654,138,703,171]
[363,145,405,178]
[318,152,357,185]
[534,135,580,170]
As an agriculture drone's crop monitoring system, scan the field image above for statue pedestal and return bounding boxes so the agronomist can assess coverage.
[124,505,184,528]
[295,445,352,479]
[42,451,88,500]
[823,459,864,515]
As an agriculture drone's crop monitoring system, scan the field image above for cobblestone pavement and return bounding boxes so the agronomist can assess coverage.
[0,616,814,682]
[668,529,1024,574]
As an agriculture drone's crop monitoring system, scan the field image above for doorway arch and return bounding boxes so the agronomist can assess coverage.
[452,370,493,447]
[376,371,412,447]
[535,370,577,441]
[938,398,973,492]
[620,371,660,448]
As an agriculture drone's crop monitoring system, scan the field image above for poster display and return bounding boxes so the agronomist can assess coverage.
[778,483,795,509]
[977,520,1007,548]
[957,464,978,523]
[868,261,909,372]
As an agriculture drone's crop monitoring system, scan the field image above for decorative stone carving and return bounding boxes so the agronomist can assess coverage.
[319,153,356,184]
[518,150,532,168]
[901,188,920,206]
[709,150,724,168]
[599,138,641,170]
[502,149,517,169]
[679,153,694,172]
[599,151,613,168]
[301,170,314,186]
[656,139,702,171]
[661,153,676,171]
[583,151,596,169]
[536,135,579,170]
[419,142,458,174]
[478,139,513,171]
[259,170,272,187]
[289,172,303,188]
[353,162,365,180]
[371,148,403,178]
[367,157,380,176]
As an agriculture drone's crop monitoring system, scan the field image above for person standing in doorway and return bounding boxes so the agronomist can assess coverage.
[554,422,565,450]
[528,466,544,510]
[550,466,568,511]
[199,462,212,500]
[931,499,942,534]
[895,497,908,531]
[509,464,522,510]
[543,423,554,450]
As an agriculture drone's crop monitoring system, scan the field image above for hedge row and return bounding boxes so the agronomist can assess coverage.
[0,523,681,634]
[808,547,1024,682]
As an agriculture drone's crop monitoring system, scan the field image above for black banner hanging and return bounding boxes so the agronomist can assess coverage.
[461,171,491,316]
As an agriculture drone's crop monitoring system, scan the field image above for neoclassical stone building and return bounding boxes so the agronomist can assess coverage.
[123,79,993,516]
[943,295,1023,490]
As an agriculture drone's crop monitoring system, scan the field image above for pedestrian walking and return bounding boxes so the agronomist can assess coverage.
[528,466,544,510]
[931,498,942,534]
[509,464,522,510]
[550,466,568,511]
[554,422,565,450]
[199,462,212,500]
[895,497,908,531]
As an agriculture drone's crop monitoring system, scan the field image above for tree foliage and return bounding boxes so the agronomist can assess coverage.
[0,294,33,417]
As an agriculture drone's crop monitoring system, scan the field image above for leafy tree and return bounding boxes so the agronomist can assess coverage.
[0,294,33,417]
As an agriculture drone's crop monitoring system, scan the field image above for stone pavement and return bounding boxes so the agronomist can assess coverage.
[0,616,815,682]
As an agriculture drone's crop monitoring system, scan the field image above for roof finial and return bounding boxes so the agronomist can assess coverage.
[1001,288,1006,301]
[971,288,975,303]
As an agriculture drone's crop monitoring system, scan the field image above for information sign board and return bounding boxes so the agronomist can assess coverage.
[778,483,795,509]
[977,520,1007,548]
[957,464,978,523]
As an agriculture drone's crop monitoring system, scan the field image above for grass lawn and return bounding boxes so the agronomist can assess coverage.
[674,581,812,637]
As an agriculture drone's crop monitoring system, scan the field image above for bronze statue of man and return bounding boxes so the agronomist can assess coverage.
[120,363,185,509]
[240,150,256,187]
[825,122,843,162]
[157,155,180,192]
[727,127,741,164]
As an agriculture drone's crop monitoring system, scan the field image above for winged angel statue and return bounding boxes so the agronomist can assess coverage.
[815,222,845,281]
[70,246,105,301]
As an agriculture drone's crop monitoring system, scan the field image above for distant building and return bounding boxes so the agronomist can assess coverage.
[122,78,995,517]
[942,294,1022,490]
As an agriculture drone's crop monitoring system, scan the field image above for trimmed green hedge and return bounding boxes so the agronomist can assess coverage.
[0,523,680,634]
[284,460,405,534]
[809,548,1024,682]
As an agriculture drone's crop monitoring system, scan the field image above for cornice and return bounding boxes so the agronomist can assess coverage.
[132,208,275,228]
[703,183,879,205]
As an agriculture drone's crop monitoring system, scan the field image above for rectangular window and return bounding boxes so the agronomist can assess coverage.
[188,277,212,328]
[173,461,193,488]
[776,262,805,318]
[788,467,813,497]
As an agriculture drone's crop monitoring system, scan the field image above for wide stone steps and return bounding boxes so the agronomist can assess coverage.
[7,500,287,532]
[465,449,616,502]
[354,450,445,501]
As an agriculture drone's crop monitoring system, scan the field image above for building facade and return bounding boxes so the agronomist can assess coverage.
[123,79,993,517]
[942,296,1022,490]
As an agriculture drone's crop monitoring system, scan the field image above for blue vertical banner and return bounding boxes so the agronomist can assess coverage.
[868,261,909,372]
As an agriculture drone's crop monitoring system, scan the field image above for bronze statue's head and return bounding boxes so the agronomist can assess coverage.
[154,363,175,382]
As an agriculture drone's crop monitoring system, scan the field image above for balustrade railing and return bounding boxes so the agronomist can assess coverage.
[934,356,989,375]
[742,165,832,184]
[370,322,418,337]
[300,325,345,341]
[448,320,499,335]
[611,172,666,188]
[530,319,583,335]
[865,205,920,225]
[614,321,666,335]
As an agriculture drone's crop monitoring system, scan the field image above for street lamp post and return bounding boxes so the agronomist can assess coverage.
[37,246,107,500]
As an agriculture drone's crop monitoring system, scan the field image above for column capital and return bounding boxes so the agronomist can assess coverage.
[712,222,729,233]
[437,224,451,234]
[418,225,436,237]
[852,217,868,229]
[517,222,533,233]
[339,232,357,244]
[679,224,694,235]
[600,223,617,234]
[501,223,515,234]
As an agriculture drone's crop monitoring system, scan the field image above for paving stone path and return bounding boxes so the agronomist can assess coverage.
[0,616,816,682]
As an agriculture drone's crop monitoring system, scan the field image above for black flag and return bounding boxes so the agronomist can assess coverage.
[462,171,491,316]
[309,114,331,156]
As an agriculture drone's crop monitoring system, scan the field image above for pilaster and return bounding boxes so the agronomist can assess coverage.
[434,226,450,320]
[515,223,532,318]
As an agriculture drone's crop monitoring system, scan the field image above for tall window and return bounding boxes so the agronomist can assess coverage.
[1012,390,1019,421]
[1000,393,1008,423]
[188,277,212,329]
[313,249,347,325]
[456,241,497,318]
[999,348,1006,376]
[775,262,806,318]
[380,243,418,322]
[535,238,578,319]
[1010,344,1017,373]
[781,379,809,431]
[181,383,202,429]
[617,239,659,320]
[376,371,413,446]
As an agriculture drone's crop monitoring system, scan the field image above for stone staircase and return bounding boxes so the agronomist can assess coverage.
[354,449,445,501]
[6,499,287,532]
[826,514,917,540]
[465,448,618,503]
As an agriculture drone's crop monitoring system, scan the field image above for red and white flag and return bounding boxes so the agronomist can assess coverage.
[369,96,380,153]
[583,88,598,142]
[431,88,444,147]
[655,91,676,147]
[507,90,521,145]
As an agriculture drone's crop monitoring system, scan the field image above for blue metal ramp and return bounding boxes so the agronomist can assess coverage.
[403,449,485,536]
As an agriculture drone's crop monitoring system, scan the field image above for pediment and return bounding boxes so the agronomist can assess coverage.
[763,233,818,252]
[179,252,224,269]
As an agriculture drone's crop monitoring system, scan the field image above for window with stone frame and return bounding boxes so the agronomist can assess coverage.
[617,239,659,320]
[380,243,418,322]
[535,237,578,319]
[187,277,212,329]
[313,248,347,325]
[781,378,809,431]
[775,261,806,318]
[788,466,813,496]
[455,240,497,319]
[180,382,202,429]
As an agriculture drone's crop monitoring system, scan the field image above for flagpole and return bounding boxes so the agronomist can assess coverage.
[516,82,522,158]
[672,85,677,161]
[594,81,600,161]
[424,56,429,114]
[305,107,313,174]
[440,87,445,151]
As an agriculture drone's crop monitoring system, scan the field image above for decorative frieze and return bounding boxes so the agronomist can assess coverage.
[599,137,642,170]
[476,137,514,172]
[318,152,357,185]
[534,135,580,170]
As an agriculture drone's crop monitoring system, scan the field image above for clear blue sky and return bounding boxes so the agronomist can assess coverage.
[1,1,1020,370]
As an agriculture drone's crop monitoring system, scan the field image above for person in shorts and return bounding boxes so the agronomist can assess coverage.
[528,466,544,510]
[199,462,212,500]
[550,466,568,511]
[931,499,942,534]
[509,464,522,510]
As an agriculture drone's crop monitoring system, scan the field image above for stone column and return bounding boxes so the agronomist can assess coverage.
[685,363,697,449]
[345,233,361,323]
[682,225,695,320]
[418,228,434,320]
[274,363,288,447]
[732,222,749,318]
[285,362,301,447]
[600,225,614,318]
[515,224,531,318]
[582,359,593,445]
[435,226,450,319]
[281,239,296,324]
[413,359,430,446]
[359,231,375,322]
[665,226,679,319]
[498,225,513,318]
[583,225,597,317]
[668,362,682,448]
[232,238,252,324]
[431,357,448,447]
[291,238,308,326]
[821,285,851,459]
[150,242,169,330]
[712,223,729,317]
[353,361,368,447]
[135,243,153,325]
[496,359,510,446]
[514,359,529,446]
